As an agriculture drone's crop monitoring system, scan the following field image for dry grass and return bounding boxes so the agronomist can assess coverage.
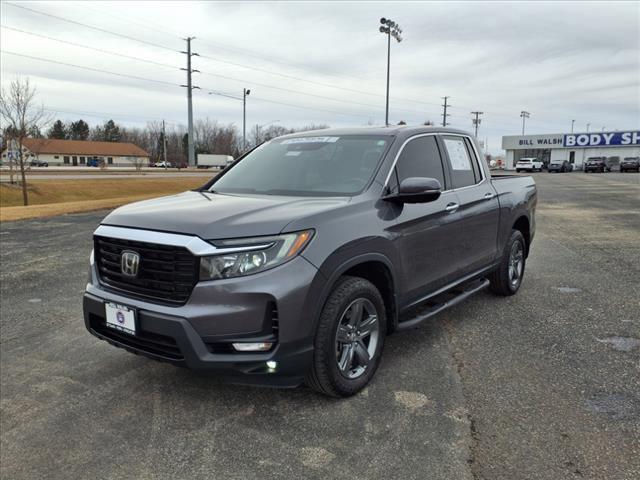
[0,178,207,222]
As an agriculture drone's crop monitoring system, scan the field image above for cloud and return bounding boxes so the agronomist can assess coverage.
[1,0,638,152]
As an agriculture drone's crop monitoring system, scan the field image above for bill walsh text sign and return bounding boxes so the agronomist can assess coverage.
[564,131,640,148]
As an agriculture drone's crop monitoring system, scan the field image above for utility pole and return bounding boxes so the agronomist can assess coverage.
[471,111,483,137]
[243,88,250,151]
[571,119,575,133]
[379,18,402,126]
[520,110,530,135]
[181,37,200,167]
[441,96,451,127]
[162,119,168,169]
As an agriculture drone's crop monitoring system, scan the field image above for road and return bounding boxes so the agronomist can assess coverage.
[1,172,638,480]
[1,172,215,182]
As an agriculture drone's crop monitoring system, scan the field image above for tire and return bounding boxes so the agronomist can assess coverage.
[306,276,387,397]
[516,169,521,173]
[488,230,526,296]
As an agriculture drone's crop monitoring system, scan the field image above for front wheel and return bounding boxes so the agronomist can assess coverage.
[306,276,386,397]
[489,230,526,296]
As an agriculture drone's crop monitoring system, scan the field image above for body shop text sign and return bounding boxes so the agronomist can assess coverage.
[564,131,640,148]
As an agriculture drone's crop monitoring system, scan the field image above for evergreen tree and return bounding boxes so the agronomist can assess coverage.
[47,119,67,139]
[28,125,43,138]
[103,119,121,142]
[182,133,188,158]
[69,119,90,140]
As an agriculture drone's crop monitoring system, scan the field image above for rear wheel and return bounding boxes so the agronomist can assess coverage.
[489,230,526,296]
[306,276,386,397]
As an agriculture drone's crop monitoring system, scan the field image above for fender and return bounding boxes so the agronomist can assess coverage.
[300,238,400,340]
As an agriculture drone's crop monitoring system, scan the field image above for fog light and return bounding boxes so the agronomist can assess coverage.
[232,342,273,352]
[266,361,277,370]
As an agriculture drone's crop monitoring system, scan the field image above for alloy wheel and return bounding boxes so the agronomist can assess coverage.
[508,241,524,289]
[335,298,380,379]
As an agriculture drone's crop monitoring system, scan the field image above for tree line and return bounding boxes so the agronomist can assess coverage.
[26,118,330,164]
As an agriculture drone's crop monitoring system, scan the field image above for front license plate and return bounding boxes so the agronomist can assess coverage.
[105,302,136,335]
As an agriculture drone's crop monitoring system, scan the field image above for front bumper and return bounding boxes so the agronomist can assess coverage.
[84,293,313,386]
[84,252,323,386]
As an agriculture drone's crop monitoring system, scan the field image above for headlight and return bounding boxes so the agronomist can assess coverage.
[199,230,314,280]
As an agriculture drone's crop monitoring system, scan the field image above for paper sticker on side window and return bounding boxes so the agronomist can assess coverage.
[444,138,472,171]
[281,137,339,144]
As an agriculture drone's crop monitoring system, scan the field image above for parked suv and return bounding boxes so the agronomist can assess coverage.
[515,157,543,172]
[83,127,536,397]
[620,157,640,173]
[547,160,573,173]
[584,156,613,173]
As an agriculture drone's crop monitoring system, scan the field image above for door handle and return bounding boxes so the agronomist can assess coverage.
[483,192,494,200]
[445,203,459,213]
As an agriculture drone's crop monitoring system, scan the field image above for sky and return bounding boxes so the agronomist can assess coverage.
[1,0,639,154]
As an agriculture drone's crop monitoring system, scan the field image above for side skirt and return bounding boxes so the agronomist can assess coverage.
[396,278,490,331]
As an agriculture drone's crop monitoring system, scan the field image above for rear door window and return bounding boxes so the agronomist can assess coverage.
[390,135,446,192]
[442,136,479,189]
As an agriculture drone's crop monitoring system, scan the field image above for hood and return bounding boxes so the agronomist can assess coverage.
[101,190,350,239]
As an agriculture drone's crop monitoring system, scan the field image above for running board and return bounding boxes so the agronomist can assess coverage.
[396,278,490,331]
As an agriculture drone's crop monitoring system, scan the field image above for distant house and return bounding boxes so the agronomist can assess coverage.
[1,138,150,167]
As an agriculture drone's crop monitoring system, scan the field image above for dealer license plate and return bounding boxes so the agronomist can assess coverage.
[105,302,136,335]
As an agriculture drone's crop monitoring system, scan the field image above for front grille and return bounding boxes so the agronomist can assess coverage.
[90,313,183,360]
[94,235,199,306]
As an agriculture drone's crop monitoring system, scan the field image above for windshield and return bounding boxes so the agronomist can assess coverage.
[210,135,391,196]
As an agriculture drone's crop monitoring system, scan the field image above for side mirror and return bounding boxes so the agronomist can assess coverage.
[384,177,442,204]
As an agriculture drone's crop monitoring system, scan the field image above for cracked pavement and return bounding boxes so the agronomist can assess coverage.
[1,172,639,479]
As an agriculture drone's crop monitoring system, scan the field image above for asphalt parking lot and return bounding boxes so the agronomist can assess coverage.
[1,172,638,480]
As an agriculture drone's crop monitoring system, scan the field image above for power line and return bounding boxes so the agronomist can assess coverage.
[241,95,373,119]
[6,0,441,109]
[198,68,430,115]
[43,106,180,126]
[3,49,378,119]
[70,1,179,39]
[198,53,442,109]
[4,1,431,116]
[0,25,181,70]
[1,50,178,87]
[3,2,179,53]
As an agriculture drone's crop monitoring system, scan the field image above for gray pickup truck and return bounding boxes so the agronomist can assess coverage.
[83,126,536,397]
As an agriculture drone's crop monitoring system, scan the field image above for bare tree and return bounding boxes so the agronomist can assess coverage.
[0,78,49,206]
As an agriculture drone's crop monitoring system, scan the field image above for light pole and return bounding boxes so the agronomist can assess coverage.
[243,88,250,150]
[520,111,530,135]
[379,17,402,126]
[208,89,251,152]
[586,123,590,133]
[571,119,575,133]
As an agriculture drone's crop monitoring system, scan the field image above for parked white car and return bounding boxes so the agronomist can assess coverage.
[153,161,173,168]
[516,157,544,172]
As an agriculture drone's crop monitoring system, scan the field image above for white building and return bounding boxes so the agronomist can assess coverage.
[502,130,640,170]
[1,138,150,167]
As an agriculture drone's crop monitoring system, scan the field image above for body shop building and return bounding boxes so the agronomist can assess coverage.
[501,130,640,170]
